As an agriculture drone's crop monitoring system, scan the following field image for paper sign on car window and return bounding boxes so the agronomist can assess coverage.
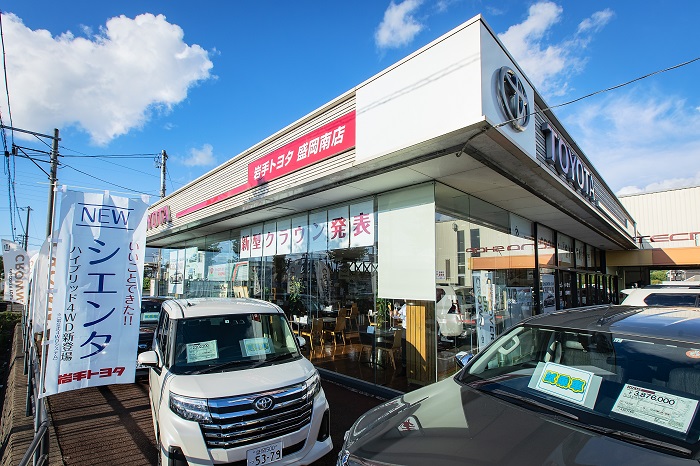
[532,362,594,405]
[140,312,160,322]
[243,338,273,356]
[611,384,699,434]
[186,340,218,363]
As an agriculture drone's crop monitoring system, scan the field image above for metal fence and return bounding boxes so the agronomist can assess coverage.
[18,307,51,466]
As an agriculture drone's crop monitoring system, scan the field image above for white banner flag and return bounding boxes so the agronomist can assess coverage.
[474,270,496,351]
[29,238,55,337]
[2,240,29,305]
[42,190,149,396]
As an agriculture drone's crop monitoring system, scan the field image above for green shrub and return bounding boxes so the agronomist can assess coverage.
[0,311,21,348]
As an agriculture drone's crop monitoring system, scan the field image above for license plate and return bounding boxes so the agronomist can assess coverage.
[246,441,282,466]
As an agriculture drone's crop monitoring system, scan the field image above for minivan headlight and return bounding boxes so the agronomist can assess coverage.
[169,392,212,423]
[305,371,321,399]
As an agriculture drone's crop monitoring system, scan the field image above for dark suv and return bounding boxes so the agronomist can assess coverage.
[339,305,700,465]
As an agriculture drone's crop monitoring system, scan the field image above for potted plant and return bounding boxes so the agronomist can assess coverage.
[375,298,390,329]
[288,276,304,317]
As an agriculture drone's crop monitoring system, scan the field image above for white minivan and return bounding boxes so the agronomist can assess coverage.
[137,297,332,466]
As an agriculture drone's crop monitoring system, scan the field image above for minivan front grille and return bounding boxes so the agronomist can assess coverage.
[201,382,313,449]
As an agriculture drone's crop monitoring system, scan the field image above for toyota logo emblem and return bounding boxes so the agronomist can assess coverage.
[253,396,275,412]
[496,66,530,132]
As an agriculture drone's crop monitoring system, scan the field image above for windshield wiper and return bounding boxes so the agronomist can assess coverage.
[556,418,693,457]
[190,359,254,375]
[488,389,692,457]
[249,353,294,368]
[488,389,579,420]
[191,353,294,375]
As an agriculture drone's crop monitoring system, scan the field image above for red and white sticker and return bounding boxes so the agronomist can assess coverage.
[397,416,420,432]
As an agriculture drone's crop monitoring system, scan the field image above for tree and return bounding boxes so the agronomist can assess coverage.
[650,270,667,285]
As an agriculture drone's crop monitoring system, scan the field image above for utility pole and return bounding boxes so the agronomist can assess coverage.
[159,149,168,198]
[45,128,60,237]
[0,124,58,464]
[154,149,168,296]
[0,124,59,239]
[22,206,31,250]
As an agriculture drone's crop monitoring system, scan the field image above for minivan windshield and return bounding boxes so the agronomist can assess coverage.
[457,324,700,455]
[170,313,300,375]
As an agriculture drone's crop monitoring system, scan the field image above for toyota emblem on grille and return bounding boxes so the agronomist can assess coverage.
[254,396,274,412]
[496,66,530,132]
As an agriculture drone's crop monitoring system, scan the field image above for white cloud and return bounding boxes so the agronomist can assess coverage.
[498,2,613,97]
[617,173,700,196]
[0,12,213,145]
[375,0,424,49]
[183,143,216,167]
[565,90,700,195]
[577,9,614,34]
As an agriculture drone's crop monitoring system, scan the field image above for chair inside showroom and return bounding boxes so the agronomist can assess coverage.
[367,312,376,327]
[300,318,324,351]
[358,329,375,364]
[377,329,403,370]
[345,304,360,342]
[325,308,347,346]
[348,303,359,331]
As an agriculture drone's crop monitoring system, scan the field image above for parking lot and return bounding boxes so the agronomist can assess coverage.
[47,375,388,465]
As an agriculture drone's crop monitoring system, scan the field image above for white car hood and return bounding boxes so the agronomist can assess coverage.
[167,358,316,399]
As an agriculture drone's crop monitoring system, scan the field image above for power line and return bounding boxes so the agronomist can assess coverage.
[494,55,700,130]
[98,157,161,178]
[0,10,12,151]
[60,144,159,158]
[550,56,700,110]
[0,11,15,241]
[62,154,158,158]
[61,162,158,196]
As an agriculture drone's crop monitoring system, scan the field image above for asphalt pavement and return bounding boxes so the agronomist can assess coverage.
[47,374,390,465]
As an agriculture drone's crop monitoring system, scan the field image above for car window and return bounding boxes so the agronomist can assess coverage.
[436,288,446,303]
[459,324,700,452]
[456,288,475,305]
[140,300,163,323]
[170,313,300,374]
[156,311,170,365]
[643,293,699,307]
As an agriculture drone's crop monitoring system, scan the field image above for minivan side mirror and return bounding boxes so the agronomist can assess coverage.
[455,351,474,369]
[137,350,160,368]
[296,336,307,348]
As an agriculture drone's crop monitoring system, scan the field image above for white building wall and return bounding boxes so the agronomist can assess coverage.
[356,17,485,163]
[356,16,536,164]
[619,186,700,248]
[378,184,436,301]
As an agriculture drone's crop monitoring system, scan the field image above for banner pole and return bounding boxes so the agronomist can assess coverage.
[37,185,60,399]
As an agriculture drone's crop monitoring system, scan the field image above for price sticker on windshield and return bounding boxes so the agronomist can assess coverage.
[243,337,273,356]
[186,340,219,363]
[612,384,699,433]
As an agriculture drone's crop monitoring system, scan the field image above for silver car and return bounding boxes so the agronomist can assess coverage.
[621,285,700,307]
[338,305,700,465]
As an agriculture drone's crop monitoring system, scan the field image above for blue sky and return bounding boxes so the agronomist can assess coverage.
[2,0,700,251]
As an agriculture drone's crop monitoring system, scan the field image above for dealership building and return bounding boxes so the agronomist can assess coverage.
[145,15,647,389]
